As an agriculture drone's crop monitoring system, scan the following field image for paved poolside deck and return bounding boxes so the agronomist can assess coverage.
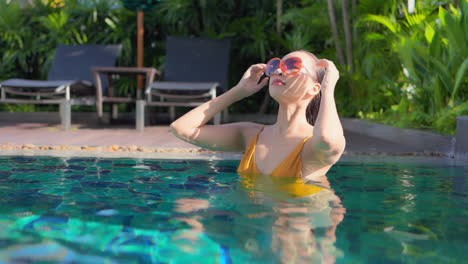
[0,119,425,156]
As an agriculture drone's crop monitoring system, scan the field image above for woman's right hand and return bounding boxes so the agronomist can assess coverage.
[316,59,339,95]
[233,64,269,98]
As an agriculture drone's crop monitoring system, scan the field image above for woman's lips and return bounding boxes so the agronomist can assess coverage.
[272,78,286,86]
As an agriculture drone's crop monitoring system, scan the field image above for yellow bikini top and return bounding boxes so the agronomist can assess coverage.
[238,127,325,198]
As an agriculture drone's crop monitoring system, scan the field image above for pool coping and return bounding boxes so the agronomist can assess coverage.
[1,146,466,166]
[0,146,242,160]
[0,146,243,160]
[0,142,454,160]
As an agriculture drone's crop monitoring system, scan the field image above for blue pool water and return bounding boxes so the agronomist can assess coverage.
[0,156,466,263]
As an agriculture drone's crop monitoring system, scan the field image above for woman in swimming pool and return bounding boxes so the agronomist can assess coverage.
[170,50,345,180]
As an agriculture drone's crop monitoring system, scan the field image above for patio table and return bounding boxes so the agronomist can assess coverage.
[93,67,160,126]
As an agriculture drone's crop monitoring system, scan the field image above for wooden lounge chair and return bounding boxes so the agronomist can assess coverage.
[138,36,231,130]
[0,44,122,130]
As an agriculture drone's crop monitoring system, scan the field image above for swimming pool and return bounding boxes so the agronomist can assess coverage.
[0,155,466,263]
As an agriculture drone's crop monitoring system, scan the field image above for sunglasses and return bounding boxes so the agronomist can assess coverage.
[257,57,315,84]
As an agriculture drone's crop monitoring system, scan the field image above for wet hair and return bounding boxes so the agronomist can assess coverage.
[298,50,326,125]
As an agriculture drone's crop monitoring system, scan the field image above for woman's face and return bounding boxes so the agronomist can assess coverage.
[268,51,319,104]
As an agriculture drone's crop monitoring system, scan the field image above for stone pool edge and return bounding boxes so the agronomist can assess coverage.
[0,143,242,160]
[1,143,465,165]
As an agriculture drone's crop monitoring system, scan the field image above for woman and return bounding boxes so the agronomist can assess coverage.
[170,50,345,180]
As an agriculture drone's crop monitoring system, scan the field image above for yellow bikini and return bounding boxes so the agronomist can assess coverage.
[237,127,325,197]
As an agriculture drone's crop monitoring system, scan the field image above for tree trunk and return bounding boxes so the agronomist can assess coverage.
[341,0,353,72]
[259,0,283,114]
[327,0,346,66]
[352,0,357,40]
[276,0,283,33]
[137,11,144,99]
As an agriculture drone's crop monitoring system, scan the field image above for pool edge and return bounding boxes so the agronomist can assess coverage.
[0,148,465,165]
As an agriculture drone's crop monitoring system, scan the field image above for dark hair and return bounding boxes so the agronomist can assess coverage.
[299,50,326,125]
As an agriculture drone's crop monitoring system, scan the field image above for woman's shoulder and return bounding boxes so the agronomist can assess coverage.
[241,122,265,134]
[234,122,265,146]
[231,122,264,133]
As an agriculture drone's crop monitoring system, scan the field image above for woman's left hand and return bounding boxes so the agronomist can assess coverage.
[317,59,339,95]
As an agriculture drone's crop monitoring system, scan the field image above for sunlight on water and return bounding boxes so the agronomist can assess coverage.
[0,156,466,263]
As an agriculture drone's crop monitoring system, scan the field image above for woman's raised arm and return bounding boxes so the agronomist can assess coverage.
[170,64,268,152]
[305,60,346,164]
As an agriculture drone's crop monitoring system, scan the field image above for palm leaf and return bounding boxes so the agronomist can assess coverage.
[426,56,453,94]
[428,31,442,57]
[361,14,400,33]
[450,58,468,105]
[442,7,467,57]
[424,24,435,43]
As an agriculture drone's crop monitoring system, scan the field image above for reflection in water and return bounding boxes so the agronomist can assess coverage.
[173,173,346,264]
[1,157,466,263]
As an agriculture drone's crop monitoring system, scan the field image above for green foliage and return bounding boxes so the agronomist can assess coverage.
[0,0,134,111]
[0,0,466,135]
[332,0,402,118]
[360,0,468,134]
[281,1,332,53]
[121,0,160,11]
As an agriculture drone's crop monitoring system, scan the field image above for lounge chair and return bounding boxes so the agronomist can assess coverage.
[138,36,231,130]
[0,44,122,130]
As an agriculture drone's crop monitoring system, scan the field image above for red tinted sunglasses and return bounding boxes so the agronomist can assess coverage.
[257,57,314,84]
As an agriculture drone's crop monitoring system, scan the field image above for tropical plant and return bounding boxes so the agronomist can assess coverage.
[1,0,464,134]
[0,0,136,111]
[336,0,407,117]
[362,0,468,134]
